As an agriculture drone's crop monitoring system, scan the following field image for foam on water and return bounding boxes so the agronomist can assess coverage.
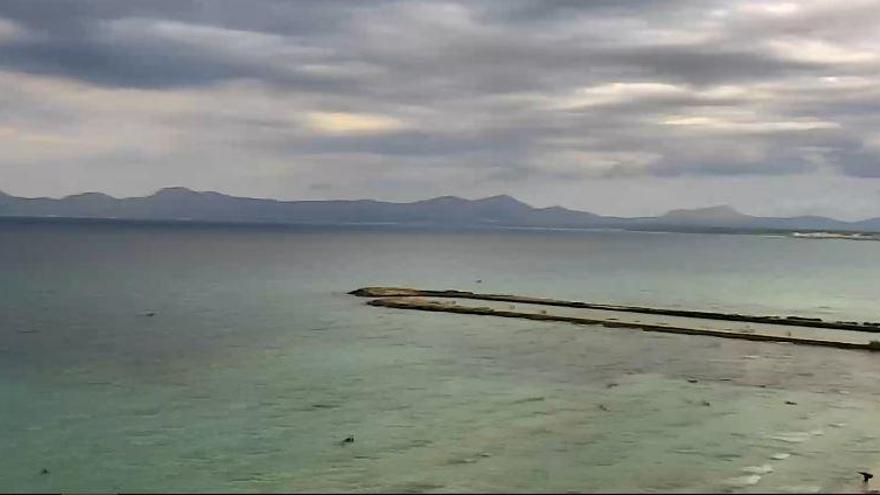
[725,474,762,487]
[742,464,774,474]
[777,485,821,494]
[769,432,811,443]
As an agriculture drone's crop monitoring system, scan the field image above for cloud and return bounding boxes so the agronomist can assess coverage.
[304,112,407,135]
[766,39,879,65]
[550,83,689,109]
[1,0,880,218]
[660,115,840,133]
[0,17,27,43]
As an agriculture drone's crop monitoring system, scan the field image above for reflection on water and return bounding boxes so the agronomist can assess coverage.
[2,221,880,492]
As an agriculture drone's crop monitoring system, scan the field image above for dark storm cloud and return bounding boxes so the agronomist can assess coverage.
[0,33,368,90]
[0,0,397,91]
[833,148,880,177]
[0,1,371,89]
[599,46,824,85]
[0,0,364,36]
[0,0,835,91]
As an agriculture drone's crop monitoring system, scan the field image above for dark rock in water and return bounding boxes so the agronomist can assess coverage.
[785,400,798,405]
[475,279,483,284]
[701,400,711,407]
[687,378,699,383]
[341,435,355,445]
[606,382,619,389]
[40,468,49,475]
[349,287,427,297]
[141,311,156,317]
[597,404,609,412]
[859,471,873,483]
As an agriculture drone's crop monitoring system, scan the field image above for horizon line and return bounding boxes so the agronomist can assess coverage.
[4,185,880,224]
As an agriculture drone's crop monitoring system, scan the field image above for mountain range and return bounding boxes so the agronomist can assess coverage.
[2,187,879,233]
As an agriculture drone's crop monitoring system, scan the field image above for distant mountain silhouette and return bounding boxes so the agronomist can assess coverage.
[661,205,753,224]
[0,187,873,233]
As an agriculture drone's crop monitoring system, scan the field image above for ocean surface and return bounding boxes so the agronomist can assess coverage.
[3,219,880,493]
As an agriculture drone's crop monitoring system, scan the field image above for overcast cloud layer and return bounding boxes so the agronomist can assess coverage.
[1,0,880,218]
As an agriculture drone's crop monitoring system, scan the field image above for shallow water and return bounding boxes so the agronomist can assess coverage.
[2,220,880,492]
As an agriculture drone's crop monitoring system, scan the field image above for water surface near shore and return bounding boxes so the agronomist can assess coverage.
[3,221,880,492]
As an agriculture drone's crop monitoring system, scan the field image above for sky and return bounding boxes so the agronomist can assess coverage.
[1,0,880,219]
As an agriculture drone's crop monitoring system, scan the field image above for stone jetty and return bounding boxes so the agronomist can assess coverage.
[350,287,880,352]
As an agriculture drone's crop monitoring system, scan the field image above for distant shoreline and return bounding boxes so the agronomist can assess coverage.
[4,187,880,235]
[3,214,880,239]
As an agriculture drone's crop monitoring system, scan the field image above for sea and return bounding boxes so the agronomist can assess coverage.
[3,219,880,493]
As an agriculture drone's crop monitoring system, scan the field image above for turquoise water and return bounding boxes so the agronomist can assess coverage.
[3,220,880,492]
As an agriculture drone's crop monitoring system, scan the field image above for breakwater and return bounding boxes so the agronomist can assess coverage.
[350,287,880,352]
[349,287,880,333]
